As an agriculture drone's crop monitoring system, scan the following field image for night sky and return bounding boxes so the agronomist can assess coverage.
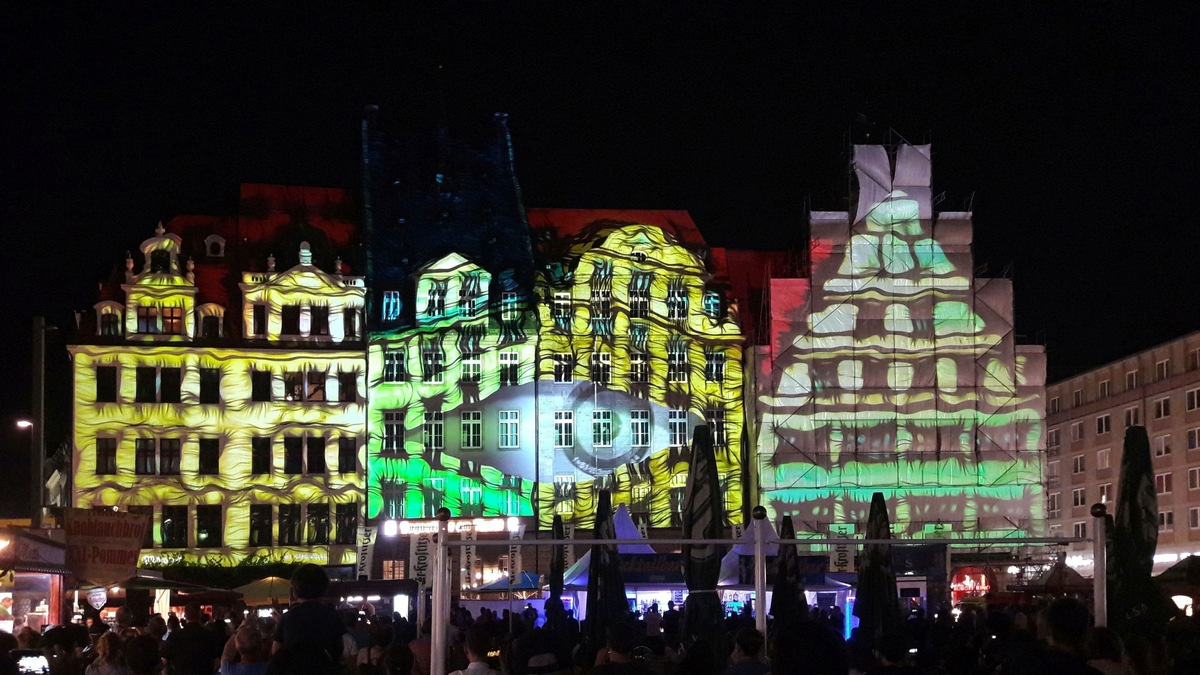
[2,3,1196,514]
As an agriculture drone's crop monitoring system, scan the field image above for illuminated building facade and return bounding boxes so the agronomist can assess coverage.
[1045,330,1200,574]
[753,145,1046,541]
[70,186,367,566]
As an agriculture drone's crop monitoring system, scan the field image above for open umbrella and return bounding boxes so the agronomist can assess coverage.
[680,425,725,646]
[232,576,290,607]
[1155,555,1200,599]
[770,514,806,633]
[1107,426,1176,632]
[585,490,628,649]
[853,492,901,649]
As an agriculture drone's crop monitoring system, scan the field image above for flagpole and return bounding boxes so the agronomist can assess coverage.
[1091,503,1107,627]
[432,508,450,675]
[752,505,767,634]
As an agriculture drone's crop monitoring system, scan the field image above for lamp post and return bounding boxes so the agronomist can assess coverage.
[30,316,57,530]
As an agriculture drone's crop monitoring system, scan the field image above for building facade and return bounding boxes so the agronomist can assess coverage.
[1045,331,1200,574]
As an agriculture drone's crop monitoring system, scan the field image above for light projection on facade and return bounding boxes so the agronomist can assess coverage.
[754,145,1045,540]
[71,227,367,566]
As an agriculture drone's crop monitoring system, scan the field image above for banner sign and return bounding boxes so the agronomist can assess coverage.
[355,526,377,580]
[461,529,476,590]
[64,509,150,586]
[563,524,576,568]
[829,523,854,573]
[86,588,108,610]
[507,525,525,586]
[408,532,432,587]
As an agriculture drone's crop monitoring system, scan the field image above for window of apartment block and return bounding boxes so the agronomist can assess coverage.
[669,409,688,447]
[1047,493,1060,518]
[137,306,158,334]
[1073,522,1087,539]
[284,437,304,474]
[499,411,520,449]
[1186,388,1199,412]
[310,306,329,336]
[135,439,156,475]
[667,279,687,322]
[552,292,571,329]
[501,292,520,323]
[1098,380,1110,398]
[630,352,649,384]
[422,347,444,383]
[460,273,481,318]
[383,349,406,383]
[161,505,187,548]
[462,352,481,383]
[344,307,359,338]
[703,290,722,319]
[100,313,121,336]
[306,437,326,474]
[1096,483,1112,504]
[1070,422,1083,442]
[590,288,612,329]
[1154,434,1171,457]
[461,411,481,450]
[499,351,519,386]
[95,438,117,475]
[1155,472,1173,495]
[707,409,728,447]
[335,503,358,545]
[96,366,118,403]
[667,343,688,383]
[1159,510,1174,531]
[284,371,326,403]
[1125,406,1141,428]
[1096,414,1111,435]
[1126,370,1138,390]
[1073,389,1083,407]
[1049,397,1060,414]
[592,409,613,447]
[1072,487,1086,508]
[554,411,574,448]
[159,439,180,475]
[631,410,650,447]
[306,504,331,545]
[552,354,572,383]
[423,412,444,451]
[1154,397,1170,419]
[381,291,401,322]
[1047,428,1060,450]
[195,505,222,548]
[251,304,267,337]
[198,368,220,404]
[383,411,403,454]
[705,350,726,382]
[629,276,650,319]
[249,505,273,546]
[1097,448,1111,470]
[1156,359,1170,381]
[1189,466,1200,491]
[1188,348,1200,372]
[251,437,271,475]
[281,305,301,335]
[338,437,356,474]
[135,367,180,403]
[338,371,357,403]
[1072,455,1085,474]
[426,285,446,317]
[462,480,483,510]
[591,351,611,384]
[1191,507,1200,530]
[279,505,302,546]
[1189,427,1200,452]
[198,438,220,475]
[1047,460,1060,478]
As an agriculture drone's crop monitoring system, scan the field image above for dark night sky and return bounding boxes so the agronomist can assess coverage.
[1,3,1197,514]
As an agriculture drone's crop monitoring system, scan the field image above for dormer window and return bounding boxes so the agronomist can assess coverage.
[281,305,302,335]
[200,315,221,339]
[461,273,482,318]
[150,250,172,274]
[310,306,330,336]
[137,306,159,334]
[95,302,124,337]
[100,313,121,336]
[161,307,184,334]
[427,283,446,317]
[204,234,226,258]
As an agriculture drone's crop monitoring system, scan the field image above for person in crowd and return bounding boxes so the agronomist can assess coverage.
[770,619,849,675]
[219,626,269,675]
[271,564,345,670]
[661,601,681,640]
[1084,626,1130,675]
[643,604,662,637]
[592,623,652,675]
[162,602,222,675]
[144,616,167,642]
[865,630,922,675]
[448,626,499,675]
[997,597,1102,675]
[724,627,768,675]
[85,631,130,675]
[123,635,163,675]
[356,623,393,674]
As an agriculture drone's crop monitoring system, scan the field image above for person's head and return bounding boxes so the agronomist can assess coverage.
[370,623,394,649]
[875,630,910,665]
[1039,597,1092,652]
[290,564,330,600]
[124,634,162,675]
[95,631,123,664]
[115,605,134,628]
[667,601,675,611]
[1084,626,1124,663]
[235,626,264,660]
[465,626,491,663]
[606,622,637,657]
[145,614,167,639]
[732,627,765,662]
[15,626,38,649]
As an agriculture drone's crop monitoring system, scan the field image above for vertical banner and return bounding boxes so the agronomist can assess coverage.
[563,523,576,568]
[409,532,432,587]
[507,525,526,586]
[63,509,150,586]
[461,529,476,591]
[733,522,745,542]
[636,518,648,541]
[355,526,377,580]
[829,523,854,573]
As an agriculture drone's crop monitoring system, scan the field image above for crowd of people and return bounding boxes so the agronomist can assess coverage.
[3,568,1199,675]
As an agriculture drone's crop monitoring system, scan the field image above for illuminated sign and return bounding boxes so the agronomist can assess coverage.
[393,517,521,535]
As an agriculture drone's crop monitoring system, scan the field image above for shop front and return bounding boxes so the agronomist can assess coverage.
[0,529,68,632]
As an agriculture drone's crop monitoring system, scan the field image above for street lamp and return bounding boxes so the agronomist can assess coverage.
[16,420,32,430]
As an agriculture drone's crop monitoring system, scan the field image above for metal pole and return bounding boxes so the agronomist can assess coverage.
[31,316,46,529]
[431,508,450,675]
[752,505,767,634]
[1091,503,1107,627]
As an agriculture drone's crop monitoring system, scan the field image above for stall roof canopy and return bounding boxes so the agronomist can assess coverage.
[0,528,69,575]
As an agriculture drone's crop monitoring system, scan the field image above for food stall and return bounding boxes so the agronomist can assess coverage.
[0,528,69,631]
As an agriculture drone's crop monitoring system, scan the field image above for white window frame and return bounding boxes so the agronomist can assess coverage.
[1155,472,1173,495]
[552,292,571,326]
[462,351,481,383]
[1186,387,1200,412]
[1188,427,1200,452]
[501,291,520,323]
[592,409,613,448]
[1047,492,1060,518]
[554,411,574,448]
[1156,359,1170,381]
[383,410,404,453]
[1097,447,1111,470]
[1125,406,1141,428]
[1154,434,1171,457]
[498,411,520,449]
[423,411,444,451]
[381,291,402,321]
[1126,370,1138,390]
[630,352,649,384]
[667,284,687,322]
[1072,487,1086,508]
[1096,414,1111,435]
[1073,522,1087,539]
[705,350,726,382]
[1073,389,1083,407]
[1049,396,1060,414]
[1188,466,1200,491]
[1191,507,1200,530]
[667,344,688,383]
[1159,510,1174,531]
[423,348,445,384]
[499,351,520,386]
[630,410,650,447]
[1098,379,1110,398]
[1154,396,1170,419]
[462,480,483,506]
[383,349,407,383]
[1099,482,1112,504]
[1070,422,1083,441]
[1072,455,1085,474]
[707,409,727,447]
[460,411,482,450]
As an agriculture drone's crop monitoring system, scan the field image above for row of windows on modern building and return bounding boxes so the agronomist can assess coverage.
[1047,349,1200,413]
[1048,467,1200,517]
[121,502,359,549]
[1046,387,1200,448]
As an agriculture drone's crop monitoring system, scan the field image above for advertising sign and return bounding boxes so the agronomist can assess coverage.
[461,529,476,590]
[507,525,525,586]
[829,523,854,573]
[408,533,432,587]
[355,526,377,580]
[64,509,150,586]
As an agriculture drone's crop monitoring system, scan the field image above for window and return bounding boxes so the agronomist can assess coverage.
[705,350,726,382]
[501,292,520,323]
[149,250,171,273]
[552,354,573,383]
[381,291,401,322]
[135,367,180,403]
[1072,488,1086,508]
[631,410,650,447]
[1125,406,1141,428]
[629,280,650,319]
[423,412,444,451]
[1189,427,1200,451]
[1191,507,1200,530]
[1189,348,1200,372]
[1154,434,1171,457]
[591,351,611,384]
[100,313,121,336]
[707,409,727,447]
[462,352,481,383]
[198,438,220,475]
[590,288,612,330]
[1073,522,1087,539]
[426,284,446,317]
[1096,414,1111,435]
[461,411,482,449]
[1047,460,1060,479]
[96,366,118,402]
[667,280,687,322]
[307,437,326,474]
[383,350,407,383]
[306,504,331,545]
[281,305,301,335]
[285,371,326,402]
[1097,448,1111,470]
[1156,359,1170,381]
[335,503,358,545]
[703,290,722,319]
[592,410,613,447]
[1048,397,1060,414]
[1099,483,1113,503]
[1072,455,1085,474]
[310,306,329,336]
[554,411,574,448]
[135,439,156,475]
[1155,472,1173,495]
[159,439,180,475]
[1126,370,1138,390]
[1189,467,1200,491]
[196,505,222,548]
[338,437,356,474]
[344,307,359,338]
[161,505,187,548]
[667,343,688,383]
[1047,493,1061,518]
[252,304,267,337]
[669,409,688,447]
[284,437,304,474]
[1070,422,1083,442]
[279,505,302,546]
[199,368,220,404]
[95,438,117,475]
[1154,397,1171,419]
[249,505,273,546]
[499,411,520,449]
[460,273,482,318]
[1098,380,1110,398]
[251,437,271,475]
[1072,389,1083,407]
[251,370,272,402]
[200,315,221,338]
[552,292,572,329]
[630,352,649,384]
[383,411,403,454]
[462,481,483,510]
[499,351,519,386]
[422,346,444,383]
[137,306,158,334]
[1159,510,1174,531]
[1047,428,1061,450]
[159,306,182,335]
[338,371,358,402]
[1186,388,1200,412]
